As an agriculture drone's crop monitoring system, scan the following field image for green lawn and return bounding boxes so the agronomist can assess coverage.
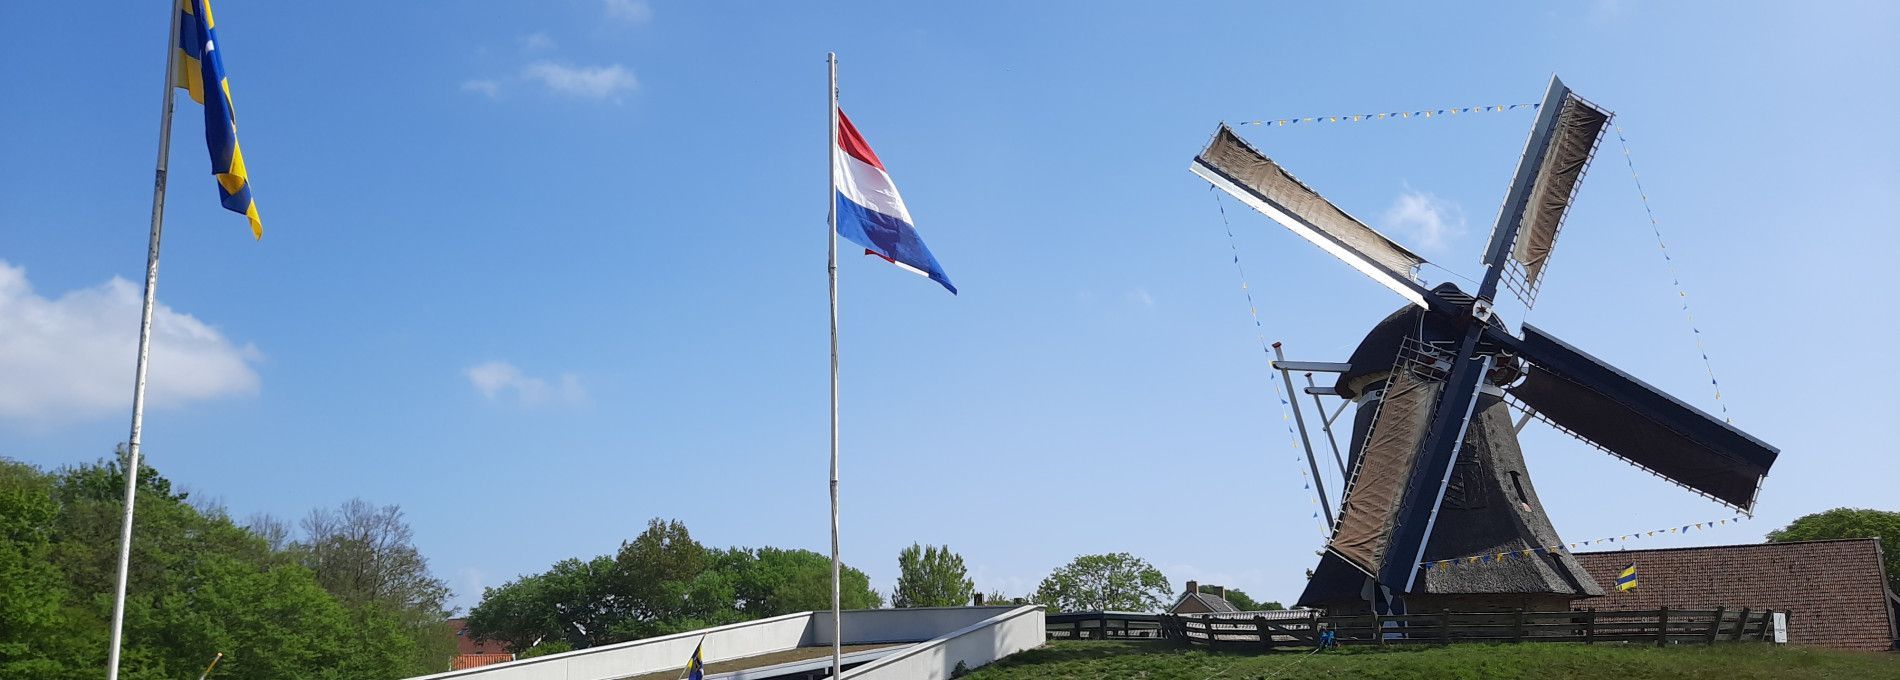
[962,640,1899,679]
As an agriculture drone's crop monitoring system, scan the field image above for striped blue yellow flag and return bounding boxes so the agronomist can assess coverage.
[1616,563,1638,592]
[684,640,705,680]
[174,0,262,239]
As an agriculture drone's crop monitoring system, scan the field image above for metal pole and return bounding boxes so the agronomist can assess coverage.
[196,652,224,680]
[826,52,843,680]
[1304,372,1348,478]
[1272,343,1333,526]
[108,5,181,679]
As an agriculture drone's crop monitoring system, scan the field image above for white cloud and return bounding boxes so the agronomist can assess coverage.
[1380,185,1466,252]
[465,360,585,406]
[461,78,501,99]
[522,61,638,101]
[603,0,653,23]
[521,31,557,52]
[0,261,260,425]
[1127,288,1155,308]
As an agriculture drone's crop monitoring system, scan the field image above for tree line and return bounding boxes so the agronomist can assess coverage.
[464,526,1275,656]
[0,457,455,680]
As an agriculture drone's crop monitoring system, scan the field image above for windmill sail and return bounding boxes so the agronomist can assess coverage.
[1499,323,1779,510]
[1192,125,1432,309]
[1498,80,1612,304]
[1328,368,1443,576]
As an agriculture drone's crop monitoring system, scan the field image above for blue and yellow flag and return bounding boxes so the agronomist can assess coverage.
[684,640,705,680]
[1615,563,1638,592]
[174,0,262,239]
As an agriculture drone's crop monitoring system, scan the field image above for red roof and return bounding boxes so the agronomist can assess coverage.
[451,654,513,671]
[446,618,512,656]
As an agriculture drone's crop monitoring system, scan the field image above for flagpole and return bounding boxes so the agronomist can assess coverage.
[826,51,844,679]
[107,4,181,680]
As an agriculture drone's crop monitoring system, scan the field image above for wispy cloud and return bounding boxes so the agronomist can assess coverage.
[603,0,653,23]
[521,31,557,52]
[1380,185,1466,252]
[465,360,586,406]
[1127,288,1155,308]
[523,61,638,101]
[461,78,501,99]
[0,261,260,425]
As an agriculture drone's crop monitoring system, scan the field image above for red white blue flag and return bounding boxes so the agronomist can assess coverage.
[833,111,956,294]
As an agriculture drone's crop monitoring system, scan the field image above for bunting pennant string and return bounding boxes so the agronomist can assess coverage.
[1614,125,1731,424]
[1421,514,1751,570]
[1234,102,1540,128]
[1211,188,1332,540]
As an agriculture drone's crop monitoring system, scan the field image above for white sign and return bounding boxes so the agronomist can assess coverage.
[1772,612,1788,644]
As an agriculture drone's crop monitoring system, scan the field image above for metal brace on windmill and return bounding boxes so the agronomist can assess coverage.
[1190,76,1782,614]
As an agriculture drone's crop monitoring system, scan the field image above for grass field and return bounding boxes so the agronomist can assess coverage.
[962,640,1899,679]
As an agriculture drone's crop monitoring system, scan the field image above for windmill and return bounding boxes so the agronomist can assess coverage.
[1190,77,1781,613]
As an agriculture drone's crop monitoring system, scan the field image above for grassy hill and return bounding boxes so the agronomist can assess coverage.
[963,640,1898,679]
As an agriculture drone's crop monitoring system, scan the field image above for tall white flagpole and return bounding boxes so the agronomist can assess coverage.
[826,52,844,679]
[107,4,182,679]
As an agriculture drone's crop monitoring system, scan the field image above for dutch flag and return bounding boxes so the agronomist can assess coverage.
[833,110,956,294]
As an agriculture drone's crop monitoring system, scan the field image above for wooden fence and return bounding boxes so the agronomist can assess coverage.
[1122,607,1782,649]
[1044,611,1166,640]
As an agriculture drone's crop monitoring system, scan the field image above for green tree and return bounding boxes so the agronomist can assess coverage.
[0,455,452,680]
[727,547,882,617]
[292,498,457,674]
[467,518,883,652]
[0,460,68,678]
[1767,507,1900,592]
[1033,553,1171,613]
[893,543,975,608]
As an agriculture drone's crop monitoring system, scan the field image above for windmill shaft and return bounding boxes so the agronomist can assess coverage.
[1380,326,1494,591]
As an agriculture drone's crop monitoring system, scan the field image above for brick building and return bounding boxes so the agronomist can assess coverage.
[1572,538,1898,651]
[1170,580,1241,615]
[446,618,513,670]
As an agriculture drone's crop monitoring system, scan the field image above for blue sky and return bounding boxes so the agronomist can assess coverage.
[2,1,1896,610]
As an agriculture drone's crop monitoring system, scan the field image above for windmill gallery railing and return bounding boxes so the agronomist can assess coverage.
[1144,608,1784,649]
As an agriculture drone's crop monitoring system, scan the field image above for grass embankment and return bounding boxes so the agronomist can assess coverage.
[963,640,1898,679]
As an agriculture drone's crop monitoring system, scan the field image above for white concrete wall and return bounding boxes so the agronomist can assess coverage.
[814,606,1025,645]
[840,605,1046,680]
[407,612,816,680]
[407,606,1046,680]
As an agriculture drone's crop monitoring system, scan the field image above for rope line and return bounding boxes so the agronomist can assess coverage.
[1614,125,1732,424]
[1422,514,1751,570]
[1235,102,1540,128]
[1211,187,1331,540]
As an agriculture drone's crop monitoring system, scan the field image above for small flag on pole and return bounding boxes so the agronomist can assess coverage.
[683,639,705,680]
[1615,563,1638,592]
[833,111,954,293]
[175,0,263,239]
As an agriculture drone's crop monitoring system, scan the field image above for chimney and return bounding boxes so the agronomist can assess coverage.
[1185,580,1199,597]
[1216,585,1227,601]
[973,592,985,606]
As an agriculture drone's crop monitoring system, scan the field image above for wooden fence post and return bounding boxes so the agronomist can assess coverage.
[1732,608,1750,642]
[1255,615,1271,652]
[1759,609,1774,641]
[1099,612,1109,640]
[1704,606,1725,645]
[1512,609,1526,643]
[1373,612,1385,646]
[1439,609,1452,644]
[1584,608,1596,644]
[1657,605,1669,647]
